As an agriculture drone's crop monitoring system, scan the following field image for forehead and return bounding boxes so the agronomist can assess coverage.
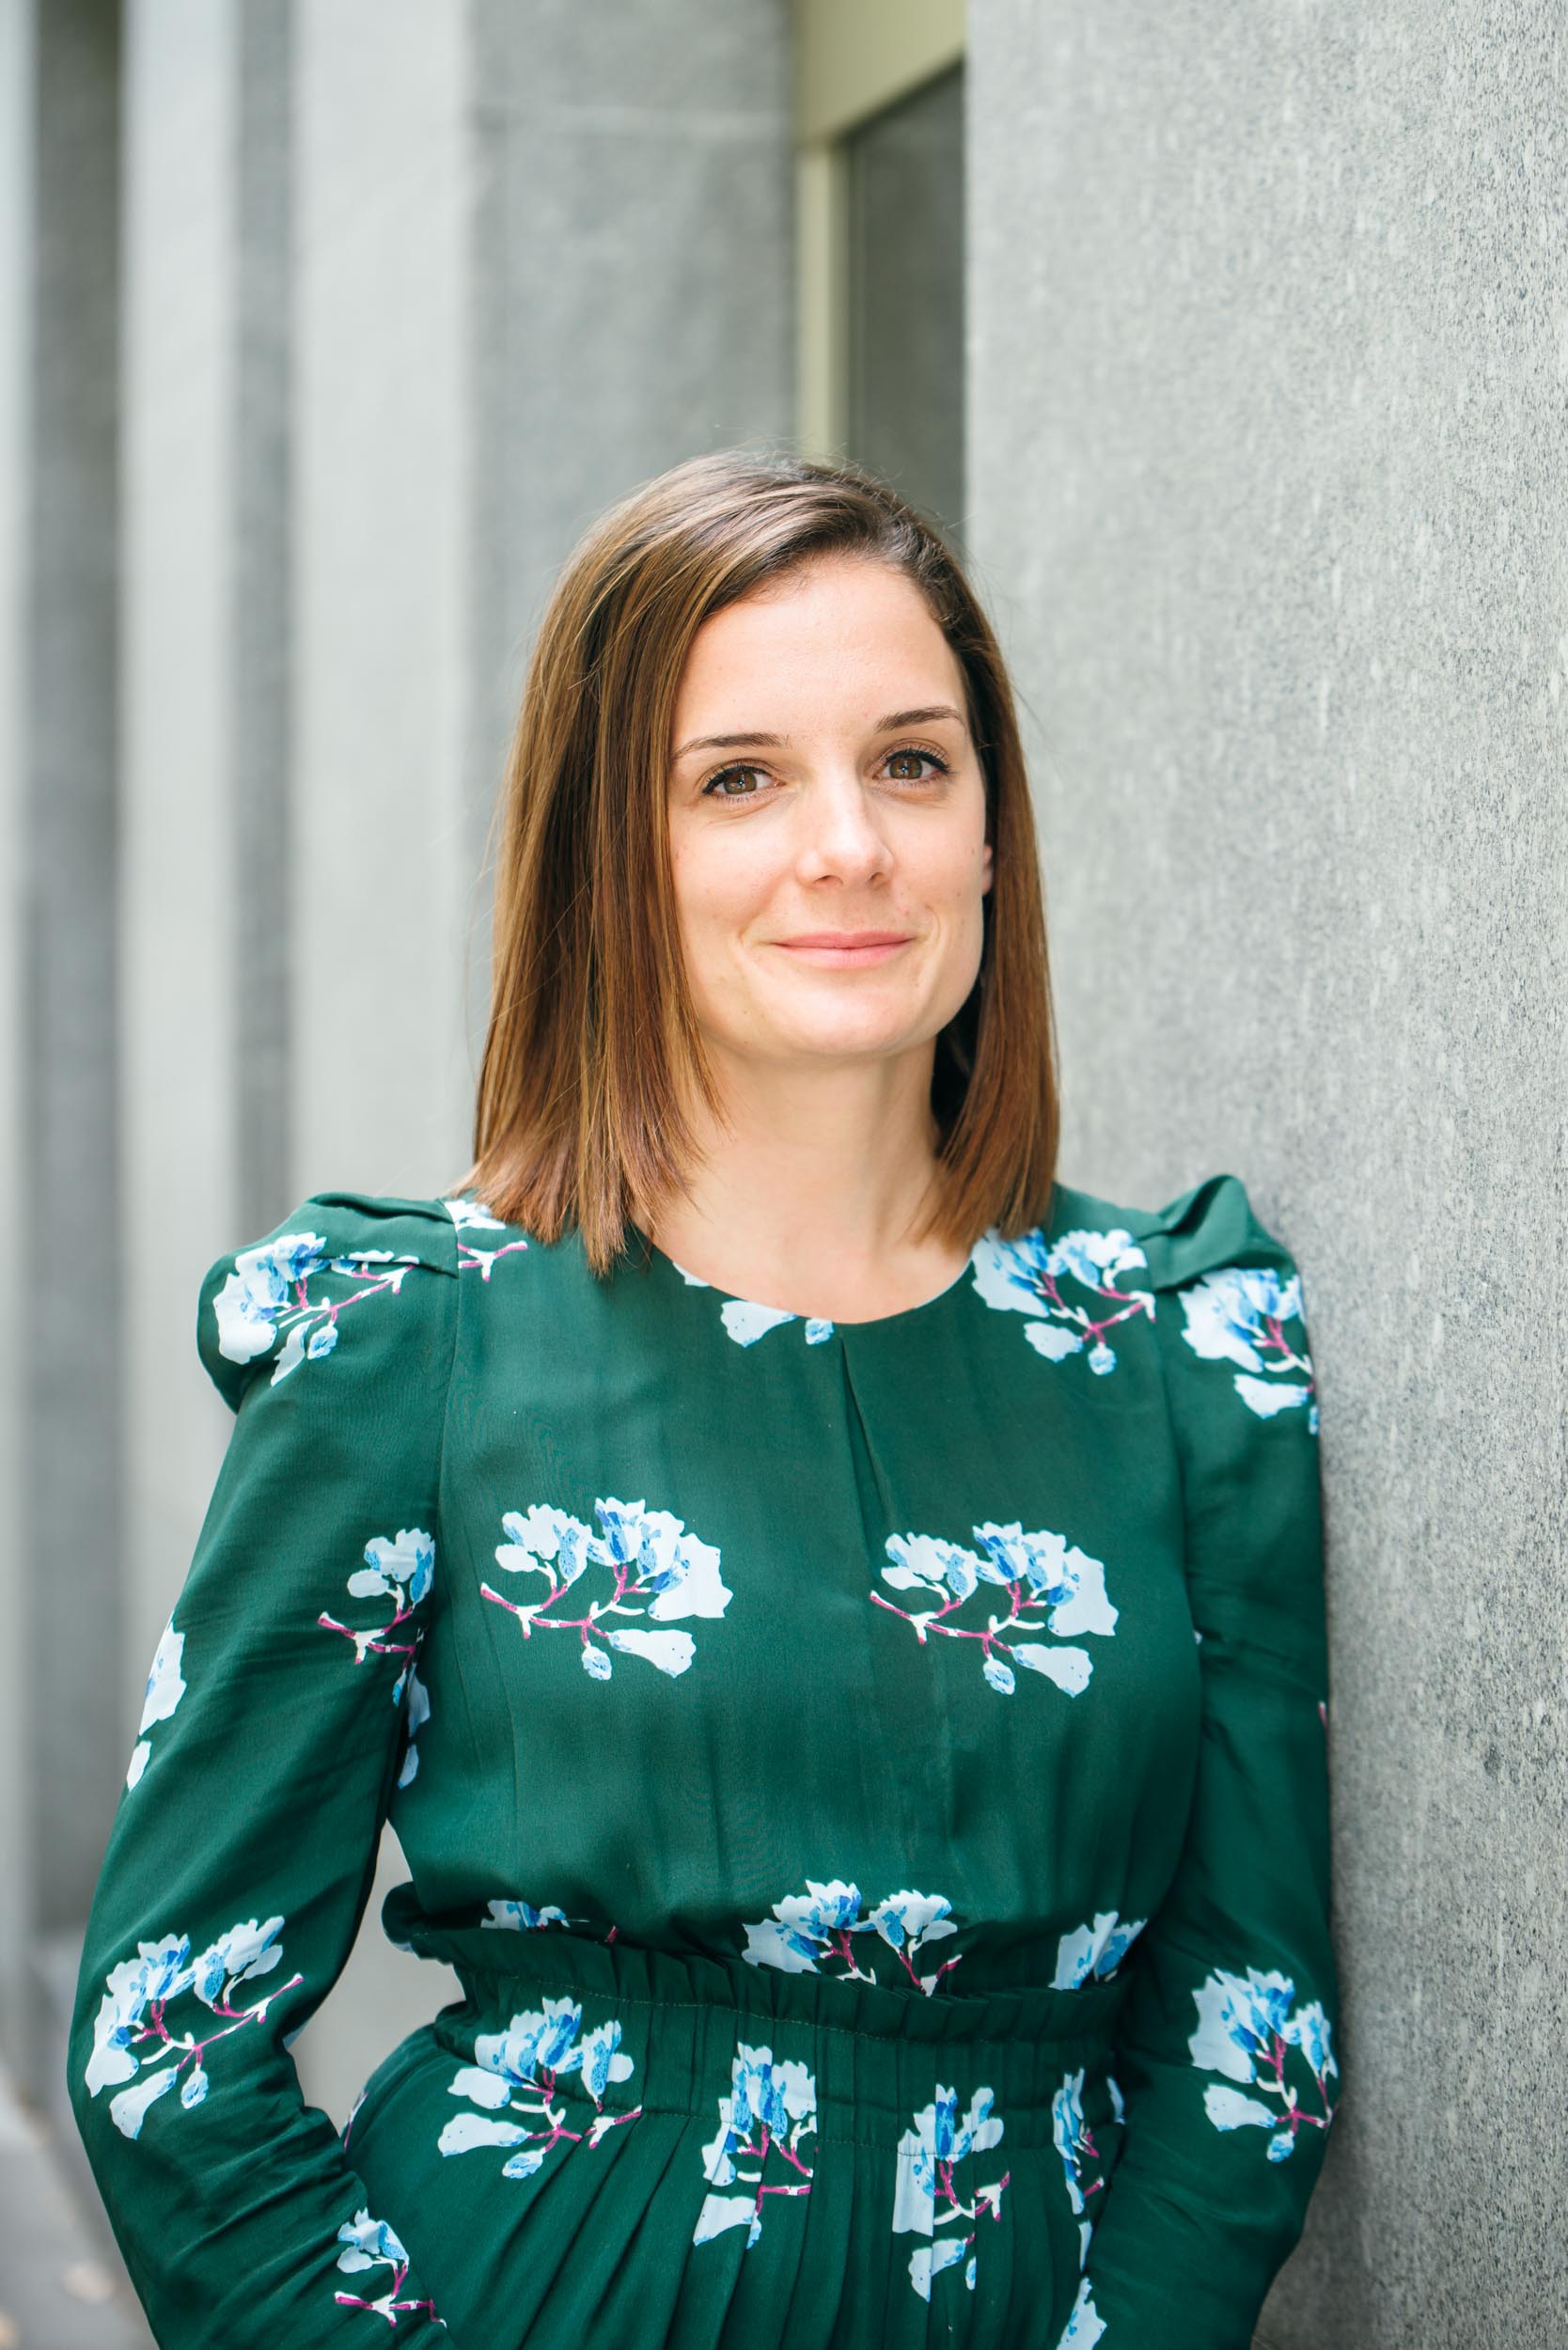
[673,557,963,727]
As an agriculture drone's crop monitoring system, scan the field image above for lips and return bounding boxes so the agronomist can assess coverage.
[776,932,912,948]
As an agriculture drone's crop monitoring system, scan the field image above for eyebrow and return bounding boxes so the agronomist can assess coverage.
[673,704,967,761]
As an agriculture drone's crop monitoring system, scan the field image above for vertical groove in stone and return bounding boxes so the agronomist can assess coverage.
[233,0,293,1233]
[25,0,123,1950]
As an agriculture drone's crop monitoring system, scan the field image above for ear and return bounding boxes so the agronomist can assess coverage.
[980,840,995,894]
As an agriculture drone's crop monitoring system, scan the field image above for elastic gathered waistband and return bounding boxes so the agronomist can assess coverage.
[384,1891,1132,2145]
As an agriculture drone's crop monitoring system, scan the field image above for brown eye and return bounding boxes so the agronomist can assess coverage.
[702,765,767,799]
[885,748,948,781]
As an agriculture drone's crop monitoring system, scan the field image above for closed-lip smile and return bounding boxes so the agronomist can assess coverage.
[776,930,913,948]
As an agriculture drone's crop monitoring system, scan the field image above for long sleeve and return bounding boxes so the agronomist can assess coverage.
[1073,1174,1339,2347]
[67,1191,461,2345]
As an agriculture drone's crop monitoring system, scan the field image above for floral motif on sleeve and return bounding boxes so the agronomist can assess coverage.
[1051,1910,1147,1990]
[436,1998,641,2180]
[395,1663,430,1789]
[1056,2277,1107,2346]
[83,1918,302,2140]
[442,1194,531,1283]
[891,2083,1010,2301]
[481,1496,731,1682]
[319,1528,433,1670]
[1188,1966,1339,2160]
[873,1519,1117,1697]
[316,1528,434,1784]
[212,1234,420,1386]
[970,1226,1153,1374]
[332,2209,444,2328]
[125,1615,186,1790]
[212,1203,525,1387]
[692,2043,817,2249]
[1051,2068,1108,2269]
[1177,1264,1318,1431]
[741,1881,961,1995]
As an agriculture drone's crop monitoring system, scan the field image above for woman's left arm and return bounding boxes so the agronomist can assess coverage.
[1072,1175,1339,2348]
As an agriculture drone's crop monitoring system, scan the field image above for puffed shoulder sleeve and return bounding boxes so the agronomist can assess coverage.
[1074,1173,1338,2349]
[67,1191,463,2346]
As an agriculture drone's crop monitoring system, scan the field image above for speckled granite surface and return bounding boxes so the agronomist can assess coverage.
[969,5,1568,2340]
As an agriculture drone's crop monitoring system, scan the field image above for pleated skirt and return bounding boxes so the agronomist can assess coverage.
[347,1932,1130,2350]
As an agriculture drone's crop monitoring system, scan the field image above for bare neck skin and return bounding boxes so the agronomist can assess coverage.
[642,1049,966,1327]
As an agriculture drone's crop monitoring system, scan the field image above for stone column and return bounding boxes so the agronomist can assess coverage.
[0,0,122,2092]
[968,5,1568,2342]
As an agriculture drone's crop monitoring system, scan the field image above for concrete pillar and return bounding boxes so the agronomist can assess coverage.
[119,0,298,1745]
[289,0,795,1208]
[0,0,122,2091]
[968,4,1568,2342]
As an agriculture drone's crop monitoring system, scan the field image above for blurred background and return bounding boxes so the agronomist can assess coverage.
[0,2,1563,2344]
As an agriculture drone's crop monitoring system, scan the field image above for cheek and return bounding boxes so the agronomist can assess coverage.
[909,817,990,916]
[670,832,772,960]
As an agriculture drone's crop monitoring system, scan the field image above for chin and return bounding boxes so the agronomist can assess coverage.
[758,1014,933,1064]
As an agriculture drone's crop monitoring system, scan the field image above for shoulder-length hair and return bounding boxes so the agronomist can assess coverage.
[456,447,1060,1277]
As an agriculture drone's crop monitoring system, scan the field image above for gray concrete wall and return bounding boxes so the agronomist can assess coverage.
[121,0,248,1759]
[968,4,1568,2342]
[0,0,33,2085]
[0,0,123,2090]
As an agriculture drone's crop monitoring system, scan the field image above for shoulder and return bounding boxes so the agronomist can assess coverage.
[1029,1170,1316,1432]
[1043,1168,1302,1290]
[196,1186,503,1411]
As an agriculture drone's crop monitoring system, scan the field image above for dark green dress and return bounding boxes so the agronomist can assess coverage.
[69,1170,1337,2349]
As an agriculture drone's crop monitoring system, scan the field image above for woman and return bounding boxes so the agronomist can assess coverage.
[70,450,1338,2348]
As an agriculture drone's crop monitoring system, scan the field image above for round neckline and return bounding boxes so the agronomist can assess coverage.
[627,1221,980,1334]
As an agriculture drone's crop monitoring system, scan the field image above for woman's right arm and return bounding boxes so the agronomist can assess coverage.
[68,1195,460,2345]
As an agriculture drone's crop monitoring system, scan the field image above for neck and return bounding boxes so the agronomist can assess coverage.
[639,1042,964,1316]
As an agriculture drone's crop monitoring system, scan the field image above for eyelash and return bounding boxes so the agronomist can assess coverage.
[698,745,953,803]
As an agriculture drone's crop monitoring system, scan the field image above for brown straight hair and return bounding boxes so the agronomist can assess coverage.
[456,448,1061,1277]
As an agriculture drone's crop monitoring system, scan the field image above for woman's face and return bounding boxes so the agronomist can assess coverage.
[665,555,994,1079]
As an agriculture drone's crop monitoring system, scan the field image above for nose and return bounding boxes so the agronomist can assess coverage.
[792,766,894,887]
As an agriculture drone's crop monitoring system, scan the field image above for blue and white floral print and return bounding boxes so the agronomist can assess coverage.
[443,1195,504,1230]
[317,1528,434,1783]
[970,1225,1153,1374]
[396,1663,430,1788]
[1052,1910,1147,1990]
[442,1193,530,1282]
[1052,2068,1107,2269]
[1056,2277,1107,2347]
[874,1519,1117,1698]
[741,1881,962,1995]
[212,1232,423,1385]
[212,1203,527,1386]
[320,1528,434,1668]
[891,2083,1010,2301]
[481,1898,572,1934]
[1178,1265,1318,1432]
[126,1615,186,1790]
[481,1496,731,1681]
[437,1998,641,2180]
[332,2209,444,2328]
[84,1917,302,2140]
[693,2043,817,2249]
[1188,1966,1338,2161]
[666,1255,833,1348]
